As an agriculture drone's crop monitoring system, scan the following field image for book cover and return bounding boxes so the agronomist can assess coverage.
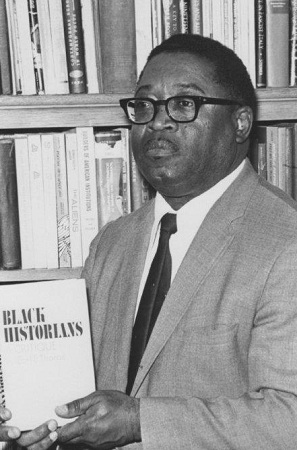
[28,0,45,95]
[15,135,34,269]
[190,0,202,34]
[41,134,59,269]
[266,0,289,87]
[0,0,12,94]
[134,0,153,77]
[255,0,267,87]
[76,127,98,263]
[98,0,137,93]
[162,0,182,39]
[0,137,21,270]
[94,129,126,229]
[81,0,100,93]
[65,130,83,268]
[62,0,87,94]
[28,133,47,269]
[48,0,69,94]
[290,0,297,86]
[53,133,71,268]
[0,278,95,431]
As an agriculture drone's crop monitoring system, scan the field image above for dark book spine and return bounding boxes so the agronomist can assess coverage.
[0,138,21,269]
[290,0,297,85]
[62,0,87,94]
[162,0,182,39]
[255,0,266,88]
[0,0,12,94]
[27,0,45,95]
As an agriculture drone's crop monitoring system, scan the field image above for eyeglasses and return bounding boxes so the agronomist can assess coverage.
[119,96,242,124]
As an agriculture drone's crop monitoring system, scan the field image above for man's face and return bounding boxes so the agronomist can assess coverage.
[131,52,243,208]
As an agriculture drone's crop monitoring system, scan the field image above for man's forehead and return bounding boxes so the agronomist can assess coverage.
[135,82,205,96]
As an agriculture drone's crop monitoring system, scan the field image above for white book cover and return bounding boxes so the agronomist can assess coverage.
[48,0,69,94]
[0,278,95,431]
[134,0,152,77]
[41,134,59,269]
[15,135,34,269]
[14,0,36,94]
[65,131,83,268]
[81,0,100,93]
[76,127,98,263]
[28,133,47,269]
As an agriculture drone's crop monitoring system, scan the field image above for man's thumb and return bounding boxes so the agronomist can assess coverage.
[55,399,84,418]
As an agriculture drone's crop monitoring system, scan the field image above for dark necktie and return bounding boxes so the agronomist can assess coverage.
[126,213,177,395]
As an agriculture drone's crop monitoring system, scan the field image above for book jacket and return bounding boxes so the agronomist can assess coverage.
[0,278,95,431]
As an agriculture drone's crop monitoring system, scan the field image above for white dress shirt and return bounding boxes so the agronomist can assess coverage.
[135,159,245,313]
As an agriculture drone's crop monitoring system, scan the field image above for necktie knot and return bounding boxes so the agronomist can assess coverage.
[160,213,177,235]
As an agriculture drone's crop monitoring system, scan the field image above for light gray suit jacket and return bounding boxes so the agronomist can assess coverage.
[82,160,297,449]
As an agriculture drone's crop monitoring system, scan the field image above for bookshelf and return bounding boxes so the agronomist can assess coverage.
[0,87,296,283]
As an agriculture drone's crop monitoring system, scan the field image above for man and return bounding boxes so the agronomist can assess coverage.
[2,33,297,449]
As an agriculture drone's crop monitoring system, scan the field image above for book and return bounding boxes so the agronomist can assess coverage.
[277,124,293,196]
[65,130,83,268]
[91,0,103,92]
[266,0,289,87]
[62,0,87,94]
[134,0,153,77]
[28,133,47,269]
[253,126,268,180]
[53,133,71,268]
[151,0,163,46]
[81,0,100,93]
[0,0,12,94]
[180,0,191,34]
[130,147,153,211]
[255,0,267,88]
[202,0,213,38]
[47,0,69,94]
[190,0,203,34]
[0,278,95,431]
[28,0,45,95]
[290,0,297,86]
[6,0,24,94]
[98,0,137,93]
[0,137,21,270]
[76,127,98,263]
[162,0,181,39]
[266,125,279,187]
[15,135,34,269]
[41,134,59,269]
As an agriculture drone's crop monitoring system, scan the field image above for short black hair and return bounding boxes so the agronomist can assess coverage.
[141,34,257,117]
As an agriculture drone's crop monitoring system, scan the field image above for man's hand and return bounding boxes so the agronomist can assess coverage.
[56,390,141,449]
[0,406,21,441]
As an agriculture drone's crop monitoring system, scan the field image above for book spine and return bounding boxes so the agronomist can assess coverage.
[290,0,297,86]
[80,0,100,93]
[120,128,131,216]
[223,0,234,49]
[134,0,153,77]
[98,0,137,93]
[6,0,23,94]
[151,0,163,46]
[180,0,191,34]
[202,0,213,38]
[62,0,87,94]
[255,0,266,87]
[48,0,69,94]
[15,135,35,269]
[266,125,279,186]
[266,0,290,87]
[130,147,153,211]
[190,0,202,34]
[53,133,71,268]
[0,0,12,94]
[28,133,47,268]
[0,138,21,269]
[76,127,98,263]
[91,0,103,92]
[292,123,297,200]
[162,0,182,38]
[27,0,45,94]
[41,133,59,269]
[65,130,83,268]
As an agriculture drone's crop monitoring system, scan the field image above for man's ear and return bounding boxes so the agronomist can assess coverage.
[234,106,253,143]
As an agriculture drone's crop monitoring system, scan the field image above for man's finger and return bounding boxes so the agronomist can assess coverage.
[17,420,57,447]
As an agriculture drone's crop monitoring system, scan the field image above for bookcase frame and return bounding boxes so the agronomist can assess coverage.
[0,88,294,282]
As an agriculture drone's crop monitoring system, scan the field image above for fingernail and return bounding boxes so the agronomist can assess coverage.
[49,431,58,442]
[48,420,57,432]
[55,405,67,415]
[8,428,20,439]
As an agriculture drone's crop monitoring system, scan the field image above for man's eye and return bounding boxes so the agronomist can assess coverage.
[178,99,194,108]
[134,100,151,109]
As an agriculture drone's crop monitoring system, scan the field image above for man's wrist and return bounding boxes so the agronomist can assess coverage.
[129,397,141,443]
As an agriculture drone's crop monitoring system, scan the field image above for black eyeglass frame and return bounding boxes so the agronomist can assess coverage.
[119,96,243,124]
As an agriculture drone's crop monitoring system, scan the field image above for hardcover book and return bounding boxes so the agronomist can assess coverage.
[0,278,95,431]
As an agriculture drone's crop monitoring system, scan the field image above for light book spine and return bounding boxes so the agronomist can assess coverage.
[134,0,153,77]
[80,0,100,93]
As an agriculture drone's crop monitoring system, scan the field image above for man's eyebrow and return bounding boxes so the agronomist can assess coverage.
[135,83,206,96]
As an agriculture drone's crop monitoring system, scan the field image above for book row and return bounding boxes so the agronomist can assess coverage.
[249,123,297,199]
[0,127,153,271]
[0,0,295,97]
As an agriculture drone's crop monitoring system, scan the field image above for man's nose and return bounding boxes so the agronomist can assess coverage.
[148,105,178,131]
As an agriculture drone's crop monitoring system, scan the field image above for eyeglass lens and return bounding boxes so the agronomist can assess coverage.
[127,97,197,123]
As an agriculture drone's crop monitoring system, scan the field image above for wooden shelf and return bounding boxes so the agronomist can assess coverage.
[256,88,297,121]
[0,267,82,283]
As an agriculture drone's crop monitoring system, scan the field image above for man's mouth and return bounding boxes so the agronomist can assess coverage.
[144,139,178,158]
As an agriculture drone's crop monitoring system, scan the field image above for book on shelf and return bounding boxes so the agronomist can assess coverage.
[76,127,98,264]
[255,0,266,88]
[266,0,289,87]
[134,0,153,77]
[151,0,163,47]
[0,137,21,270]
[15,135,34,270]
[41,133,59,269]
[6,0,24,94]
[180,0,191,34]
[98,0,137,93]
[28,0,45,95]
[277,124,293,197]
[290,0,297,86]
[0,278,95,431]
[53,133,71,268]
[162,0,182,39]
[129,147,154,211]
[190,0,203,34]
[0,0,12,94]
[62,0,87,94]
[65,130,83,268]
